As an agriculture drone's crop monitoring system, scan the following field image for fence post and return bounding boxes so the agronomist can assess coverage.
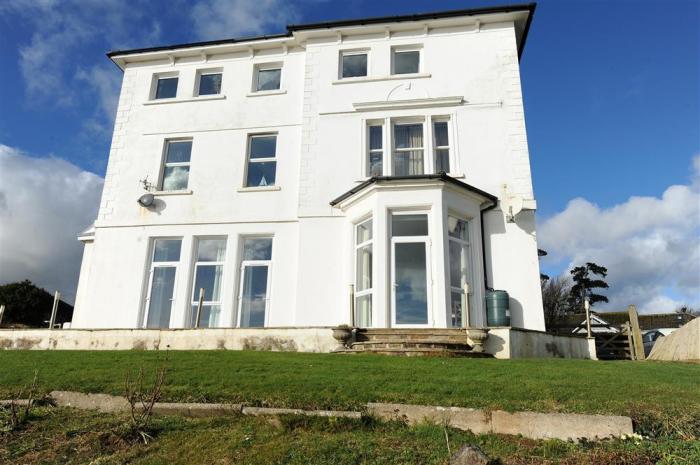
[462,283,470,329]
[628,304,645,360]
[194,288,205,328]
[584,298,592,338]
[49,291,60,329]
[0,304,5,327]
[349,284,355,326]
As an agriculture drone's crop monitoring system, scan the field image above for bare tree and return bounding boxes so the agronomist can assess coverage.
[1,370,38,432]
[542,276,572,331]
[124,366,167,444]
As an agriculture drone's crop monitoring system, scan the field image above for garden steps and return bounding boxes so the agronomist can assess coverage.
[340,328,490,357]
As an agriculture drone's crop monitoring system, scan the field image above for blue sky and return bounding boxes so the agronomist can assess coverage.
[0,0,698,310]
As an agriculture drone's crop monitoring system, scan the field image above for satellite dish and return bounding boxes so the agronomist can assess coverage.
[137,193,155,208]
[501,193,523,223]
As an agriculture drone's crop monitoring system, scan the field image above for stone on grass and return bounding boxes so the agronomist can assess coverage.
[450,444,491,465]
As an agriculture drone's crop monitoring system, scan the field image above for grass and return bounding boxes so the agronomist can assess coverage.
[0,351,698,417]
[1,407,698,465]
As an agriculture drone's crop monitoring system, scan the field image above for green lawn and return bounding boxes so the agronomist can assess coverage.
[1,407,698,465]
[0,351,698,418]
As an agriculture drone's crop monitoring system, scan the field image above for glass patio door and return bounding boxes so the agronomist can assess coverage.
[390,214,431,327]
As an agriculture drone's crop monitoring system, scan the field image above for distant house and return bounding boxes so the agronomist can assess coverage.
[554,311,695,335]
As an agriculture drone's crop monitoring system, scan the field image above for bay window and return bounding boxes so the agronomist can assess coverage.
[448,216,472,328]
[354,219,373,327]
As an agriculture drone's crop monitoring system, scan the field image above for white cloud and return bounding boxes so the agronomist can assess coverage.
[191,0,299,40]
[539,155,700,314]
[0,145,103,304]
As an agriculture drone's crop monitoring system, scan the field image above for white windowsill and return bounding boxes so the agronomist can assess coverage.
[237,186,281,192]
[246,89,287,97]
[153,189,193,196]
[332,73,431,85]
[143,95,226,105]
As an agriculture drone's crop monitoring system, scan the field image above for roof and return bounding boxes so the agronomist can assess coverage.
[329,173,498,207]
[107,3,536,61]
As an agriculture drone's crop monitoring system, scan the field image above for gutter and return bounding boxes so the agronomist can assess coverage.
[480,199,499,291]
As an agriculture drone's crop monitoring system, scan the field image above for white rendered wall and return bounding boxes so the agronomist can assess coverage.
[74,19,544,330]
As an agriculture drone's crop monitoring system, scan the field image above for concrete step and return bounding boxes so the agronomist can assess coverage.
[355,328,469,343]
[339,347,492,358]
[350,340,472,351]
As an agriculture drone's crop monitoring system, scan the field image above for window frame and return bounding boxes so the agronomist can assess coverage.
[188,237,227,328]
[389,210,433,328]
[237,236,274,328]
[391,45,423,76]
[365,122,384,177]
[252,62,283,92]
[354,218,373,327]
[244,133,278,188]
[142,238,182,328]
[432,117,452,174]
[339,49,369,79]
[195,69,223,97]
[150,72,179,100]
[159,138,193,191]
[391,118,426,176]
[447,215,473,328]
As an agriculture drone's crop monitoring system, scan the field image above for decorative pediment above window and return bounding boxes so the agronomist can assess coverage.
[352,96,464,112]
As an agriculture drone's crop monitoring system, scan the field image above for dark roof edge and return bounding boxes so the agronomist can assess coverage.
[106,33,291,58]
[107,3,536,60]
[517,2,536,59]
[289,3,535,32]
[329,173,498,206]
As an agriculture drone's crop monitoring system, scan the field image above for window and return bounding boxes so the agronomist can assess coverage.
[340,51,368,78]
[391,213,430,326]
[144,239,181,328]
[190,238,227,328]
[367,124,383,176]
[197,72,222,96]
[238,237,273,327]
[245,134,277,187]
[448,217,472,328]
[354,219,373,327]
[154,76,178,99]
[433,120,450,173]
[392,48,420,75]
[254,64,281,91]
[161,140,192,191]
[393,123,424,176]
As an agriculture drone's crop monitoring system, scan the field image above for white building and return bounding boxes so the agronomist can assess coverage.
[72,3,546,333]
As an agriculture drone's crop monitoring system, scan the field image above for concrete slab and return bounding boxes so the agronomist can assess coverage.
[491,410,633,440]
[367,402,491,434]
[50,390,130,413]
[152,402,243,417]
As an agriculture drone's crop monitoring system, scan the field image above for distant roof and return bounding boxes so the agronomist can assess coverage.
[107,3,536,60]
[329,173,498,207]
[554,312,696,332]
